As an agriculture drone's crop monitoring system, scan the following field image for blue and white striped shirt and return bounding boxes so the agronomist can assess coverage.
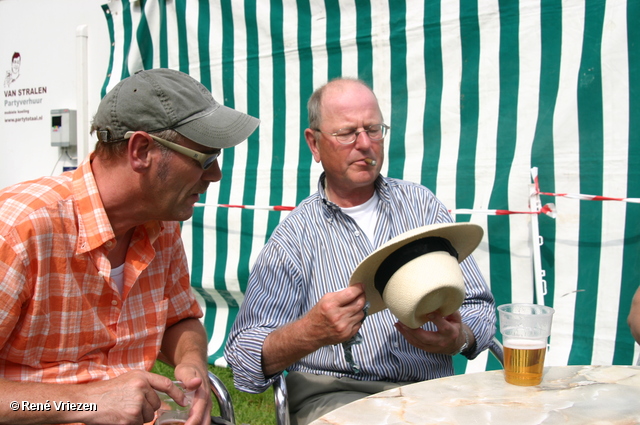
[224,174,496,393]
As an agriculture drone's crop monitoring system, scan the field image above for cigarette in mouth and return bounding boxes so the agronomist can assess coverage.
[364,158,377,166]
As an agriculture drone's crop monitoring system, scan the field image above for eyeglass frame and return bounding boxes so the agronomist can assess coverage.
[312,123,390,145]
[124,131,221,170]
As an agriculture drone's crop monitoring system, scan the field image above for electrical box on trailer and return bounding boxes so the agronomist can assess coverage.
[51,109,77,147]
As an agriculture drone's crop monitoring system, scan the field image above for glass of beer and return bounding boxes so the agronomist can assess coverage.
[154,381,195,425]
[498,303,554,386]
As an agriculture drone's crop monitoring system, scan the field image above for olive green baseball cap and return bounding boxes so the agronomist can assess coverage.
[92,68,259,149]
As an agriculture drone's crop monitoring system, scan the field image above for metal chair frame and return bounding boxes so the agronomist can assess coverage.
[208,371,236,425]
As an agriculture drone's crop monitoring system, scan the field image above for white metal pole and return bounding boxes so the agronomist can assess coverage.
[530,167,546,305]
[76,25,89,162]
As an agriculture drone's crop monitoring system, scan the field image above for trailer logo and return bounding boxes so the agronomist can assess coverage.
[4,52,21,88]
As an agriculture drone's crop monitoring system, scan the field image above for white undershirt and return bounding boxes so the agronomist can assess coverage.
[111,263,125,295]
[340,191,380,244]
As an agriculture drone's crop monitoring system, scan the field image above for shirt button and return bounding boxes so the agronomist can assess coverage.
[354,231,361,237]
[111,300,118,306]
[105,241,113,248]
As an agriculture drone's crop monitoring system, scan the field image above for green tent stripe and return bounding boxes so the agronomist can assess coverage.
[355,0,373,84]
[175,0,189,73]
[187,0,212,296]
[569,0,606,366]
[189,199,206,290]
[613,0,640,364]
[421,0,443,192]
[295,0,313,205]
[158,0,168,68]
[325,1,343,81]
[238,0,261,290]
[487,0,520,306]
[491,0,519,209]
[100,3,116,98]
[267,0,287,239]
[387,0,408,180]
[194,286,218,357]
[136,0,154,70]
[202,288,241,362]
[454,0,485,375]
[120,0,133,79]
[209,307,239,362]
[185,1,209,293]
[456,0,480,212]
[531,0,563,307]
[197,1,212,90]
[214,0,234,297]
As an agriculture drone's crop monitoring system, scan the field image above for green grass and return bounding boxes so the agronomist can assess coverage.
[152,362,276,425]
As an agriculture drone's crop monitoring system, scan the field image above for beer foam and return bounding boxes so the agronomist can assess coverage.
[503,338,547,350]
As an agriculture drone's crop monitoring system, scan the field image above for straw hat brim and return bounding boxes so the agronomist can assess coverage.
[349,222,484,326]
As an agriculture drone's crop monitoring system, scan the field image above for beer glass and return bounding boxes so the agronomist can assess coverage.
[498,303,554,386]
[154,381,195,425]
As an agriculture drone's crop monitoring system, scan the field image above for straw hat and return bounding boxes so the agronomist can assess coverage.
[349,222,483,329]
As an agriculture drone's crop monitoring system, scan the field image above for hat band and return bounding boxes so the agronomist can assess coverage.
[373,236,459,296]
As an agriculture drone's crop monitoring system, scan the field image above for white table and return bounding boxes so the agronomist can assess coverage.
[309,365,640,424]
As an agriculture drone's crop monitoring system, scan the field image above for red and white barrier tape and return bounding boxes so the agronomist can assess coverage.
[452,203,557,218]
[195,203,295,211]
[196,168,636,214]
[537,192,640,203]
[195,202,557,217]
[530,166,639,203]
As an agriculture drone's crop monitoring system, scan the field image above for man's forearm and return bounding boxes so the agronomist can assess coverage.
[261,318,320,377]
[161,318,208,369]
[0,379,89,425]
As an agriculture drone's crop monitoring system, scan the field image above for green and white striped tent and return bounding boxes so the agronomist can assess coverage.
[100,0,640,374]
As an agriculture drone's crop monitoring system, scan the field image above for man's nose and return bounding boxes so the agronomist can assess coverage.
[353,129,373,147]
[203,159,222,182]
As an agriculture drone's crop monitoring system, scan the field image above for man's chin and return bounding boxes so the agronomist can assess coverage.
[172,205,196,222]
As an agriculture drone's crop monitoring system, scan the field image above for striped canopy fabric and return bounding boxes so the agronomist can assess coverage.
[100,0,640,374]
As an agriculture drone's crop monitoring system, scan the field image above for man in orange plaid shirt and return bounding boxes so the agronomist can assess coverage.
[0,69,259,425]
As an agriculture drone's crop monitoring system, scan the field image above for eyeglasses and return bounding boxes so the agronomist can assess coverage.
[124,131,221,170]
[313,123,390,145]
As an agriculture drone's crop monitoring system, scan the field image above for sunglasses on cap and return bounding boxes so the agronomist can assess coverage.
[124,131,221,170]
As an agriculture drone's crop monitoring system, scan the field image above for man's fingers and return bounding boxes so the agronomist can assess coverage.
[144,385,162,411]
[174,364,204,392]
[148,374,186,406]
[335,283,365,305]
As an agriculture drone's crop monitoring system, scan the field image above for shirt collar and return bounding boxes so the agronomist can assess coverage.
[72,155,115,254]
[72,155,163,254]
[317,172,390,206]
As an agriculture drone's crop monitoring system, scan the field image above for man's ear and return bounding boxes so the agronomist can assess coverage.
[304,128,321,163]
[127,132,154,172]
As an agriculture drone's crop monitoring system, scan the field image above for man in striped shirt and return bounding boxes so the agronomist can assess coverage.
[225,78,496,425]
[0,69,258,425]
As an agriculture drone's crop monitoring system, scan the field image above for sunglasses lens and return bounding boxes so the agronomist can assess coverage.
[203,154,219,170]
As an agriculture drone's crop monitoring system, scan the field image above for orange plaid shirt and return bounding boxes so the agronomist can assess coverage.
[0,156,203,384]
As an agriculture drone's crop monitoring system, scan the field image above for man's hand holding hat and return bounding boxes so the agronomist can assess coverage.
[395,311,474,356]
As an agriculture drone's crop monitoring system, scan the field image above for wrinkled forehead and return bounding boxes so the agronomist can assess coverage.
[321,84,383,125]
